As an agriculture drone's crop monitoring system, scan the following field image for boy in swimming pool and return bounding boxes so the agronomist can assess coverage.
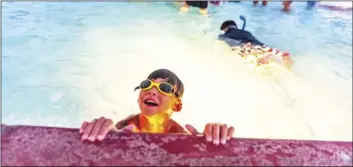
[218,20,293,70]
[219,20,265,47]
[80,69,234,145]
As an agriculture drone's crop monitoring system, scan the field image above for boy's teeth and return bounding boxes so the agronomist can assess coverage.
[145,100,156,105]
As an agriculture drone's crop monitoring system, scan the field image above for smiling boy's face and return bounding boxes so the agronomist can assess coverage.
[138,78,178,116]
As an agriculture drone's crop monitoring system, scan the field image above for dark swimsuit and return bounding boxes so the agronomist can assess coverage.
[219,27,265,47]
[185,1,208,9]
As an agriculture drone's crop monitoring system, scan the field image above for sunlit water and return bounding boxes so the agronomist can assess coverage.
[2,2,352,141]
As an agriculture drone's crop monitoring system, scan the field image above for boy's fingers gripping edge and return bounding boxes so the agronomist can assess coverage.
[220,124,228,144]
[96,118,114,141]
[212,123,220,145]
[87,117,106,142]
[227,126,235,140]
[204,123,213,142]
[79,121,89,134]
[81,119,97,140]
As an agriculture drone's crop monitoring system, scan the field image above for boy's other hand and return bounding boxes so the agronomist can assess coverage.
[185,123,234,145]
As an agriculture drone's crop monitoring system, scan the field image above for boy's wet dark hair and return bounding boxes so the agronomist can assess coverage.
[220,20,238,31]
[147,69,184,98]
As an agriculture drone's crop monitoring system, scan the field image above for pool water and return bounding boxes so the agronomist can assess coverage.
[2,2,352,141]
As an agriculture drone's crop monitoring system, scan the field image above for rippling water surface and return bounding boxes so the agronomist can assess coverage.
[2,2,352,141]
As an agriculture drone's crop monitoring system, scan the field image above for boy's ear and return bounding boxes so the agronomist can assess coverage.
[173,99,183,112]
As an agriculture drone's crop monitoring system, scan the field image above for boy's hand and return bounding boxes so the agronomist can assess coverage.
[79,117,135,142]
[185,123,234,145]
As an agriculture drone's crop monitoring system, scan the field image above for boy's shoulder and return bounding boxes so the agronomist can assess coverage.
[168,119,188,134]
[115,114,138,129]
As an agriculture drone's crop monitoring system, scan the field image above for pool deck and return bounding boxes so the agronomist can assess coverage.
[2,124,352,166]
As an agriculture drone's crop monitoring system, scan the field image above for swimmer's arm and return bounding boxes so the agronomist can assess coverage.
[218,34,227,41]
[218,35,244,49]
[217,34,233,45]
[115,114,137,130]
[169,120,189,134]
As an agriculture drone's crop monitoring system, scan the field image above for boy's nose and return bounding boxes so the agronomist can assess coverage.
[147,87,158,96]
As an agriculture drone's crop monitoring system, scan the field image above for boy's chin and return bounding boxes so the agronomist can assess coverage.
[140,108,160,116]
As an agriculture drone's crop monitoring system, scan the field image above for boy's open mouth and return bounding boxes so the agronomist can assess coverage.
[144,99,159,107]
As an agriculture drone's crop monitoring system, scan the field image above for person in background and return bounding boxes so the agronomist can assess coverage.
[307,1,317,9]
[253,1,268,6]
[210,1,221,6]
[219,20,265,47]
[218,19,293,70]
[180,1,208,15]
[282,1,293,12]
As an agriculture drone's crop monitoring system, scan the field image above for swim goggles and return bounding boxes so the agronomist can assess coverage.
[134,79,179,97]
